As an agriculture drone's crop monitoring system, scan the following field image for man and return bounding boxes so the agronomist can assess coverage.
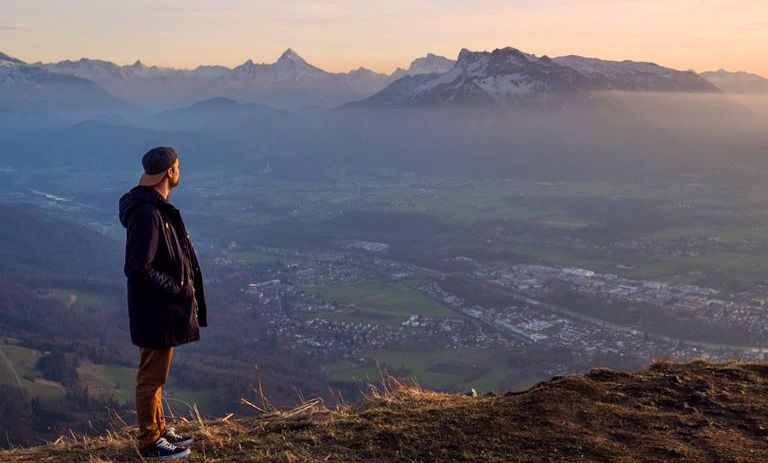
[118,146,208,460]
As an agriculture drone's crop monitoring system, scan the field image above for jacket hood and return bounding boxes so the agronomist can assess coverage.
[119,185,169,228]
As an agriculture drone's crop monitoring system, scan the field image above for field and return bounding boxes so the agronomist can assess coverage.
[0,342,66,399]
[304,280,456,326]
[45,287,120,312]
[229,248,289,265]
[204,174,768,289]
[77,361,218,412]
[0,338,215,411]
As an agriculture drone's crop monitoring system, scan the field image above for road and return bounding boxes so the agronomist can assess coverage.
[0,348,23,390]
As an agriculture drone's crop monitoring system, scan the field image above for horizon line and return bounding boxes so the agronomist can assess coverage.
[3,47,765,79]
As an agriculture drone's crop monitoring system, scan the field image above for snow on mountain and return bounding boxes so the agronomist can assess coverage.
[38,48,393,110]
[40,58,124,81]
[0,55,127,115]
[701,69,768,94]
[344,67,394,93]
[7,47,732,112]
[222,49,395,108]
[37,49,456,110]
[232,48,327,81]
[352,47,592,108]
[553,55,719,92]
[391,53,456,79]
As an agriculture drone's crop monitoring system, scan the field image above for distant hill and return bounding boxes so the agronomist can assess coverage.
[141,97,296,134]
[701,69,768,94]
[5,359,768,462]
[0,203,121,279]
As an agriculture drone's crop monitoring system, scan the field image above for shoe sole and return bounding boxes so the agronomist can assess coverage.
[171,438,194,447]
[142,448,191,460]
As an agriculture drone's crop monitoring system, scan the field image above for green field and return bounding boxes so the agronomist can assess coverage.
[230,248,287,265]
[0,343,66,399]
[77,361,217,412]
[46,287,120,312]
[305,281,456,326]
[77,362,137,404]
[309,283,528,393]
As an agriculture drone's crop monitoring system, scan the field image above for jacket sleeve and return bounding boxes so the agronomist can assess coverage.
[124,206,185,298]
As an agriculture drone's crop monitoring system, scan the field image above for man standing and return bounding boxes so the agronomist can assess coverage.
[118,146,208,460]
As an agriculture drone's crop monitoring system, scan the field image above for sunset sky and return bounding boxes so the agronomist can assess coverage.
[2,0,767,76]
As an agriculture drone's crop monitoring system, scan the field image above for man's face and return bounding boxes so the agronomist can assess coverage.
[168,159,180,188]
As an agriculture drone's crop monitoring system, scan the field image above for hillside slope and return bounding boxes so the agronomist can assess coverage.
[4,359,768,462]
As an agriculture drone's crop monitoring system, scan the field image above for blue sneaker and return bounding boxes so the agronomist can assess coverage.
[140,437,190,460]
[162,427,194,447]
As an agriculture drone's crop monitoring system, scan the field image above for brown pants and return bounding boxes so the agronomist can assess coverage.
[136,347,173,449]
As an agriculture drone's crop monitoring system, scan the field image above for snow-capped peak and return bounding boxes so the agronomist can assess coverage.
[277,48,307,64]
[457,47,530,69]
[355,46,593,109]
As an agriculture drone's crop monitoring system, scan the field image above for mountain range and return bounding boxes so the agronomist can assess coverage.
[1,46,758,115]
[37,48,399,110]
[701,69,768,94]
[0,52,127,122]
[351,48,727,109]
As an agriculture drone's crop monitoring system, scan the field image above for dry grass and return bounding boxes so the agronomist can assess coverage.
[5,359,768,462]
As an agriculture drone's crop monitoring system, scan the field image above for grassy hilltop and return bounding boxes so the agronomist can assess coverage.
[4,359,768,462]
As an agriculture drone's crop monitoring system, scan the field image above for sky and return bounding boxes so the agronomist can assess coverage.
[2,0,767,76]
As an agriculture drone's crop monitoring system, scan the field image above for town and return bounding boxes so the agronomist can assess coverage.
[223,243,768,386]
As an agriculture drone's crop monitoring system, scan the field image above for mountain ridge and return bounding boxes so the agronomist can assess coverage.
[349,47,597,109]
[553,55,720,92]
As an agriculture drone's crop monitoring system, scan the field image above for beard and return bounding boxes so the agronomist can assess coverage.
[169,175,180,188]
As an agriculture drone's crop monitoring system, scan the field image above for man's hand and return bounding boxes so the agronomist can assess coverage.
[175,278,195,300]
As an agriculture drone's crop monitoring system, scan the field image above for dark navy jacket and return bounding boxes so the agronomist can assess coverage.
[118,185,207,348]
